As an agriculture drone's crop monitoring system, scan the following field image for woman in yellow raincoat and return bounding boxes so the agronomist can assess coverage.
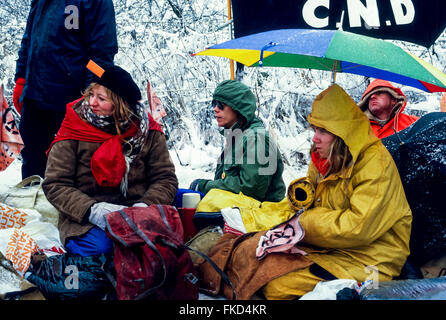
[262,84,412,300]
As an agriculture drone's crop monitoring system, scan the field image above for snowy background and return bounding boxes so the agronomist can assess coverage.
[0,0,445,300]
[1,0,445,190]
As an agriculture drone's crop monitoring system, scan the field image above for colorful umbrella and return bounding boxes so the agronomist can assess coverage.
[193,28,446,93]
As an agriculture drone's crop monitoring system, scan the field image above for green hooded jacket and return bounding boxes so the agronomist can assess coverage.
[197,80,285,202]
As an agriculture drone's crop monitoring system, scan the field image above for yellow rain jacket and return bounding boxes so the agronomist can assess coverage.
[196,188,295,232]
[262,84,412,299]
[297,84,412,283]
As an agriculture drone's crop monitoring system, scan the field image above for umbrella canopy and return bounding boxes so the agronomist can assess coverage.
[382,112,446,267]
[194,28,446,93]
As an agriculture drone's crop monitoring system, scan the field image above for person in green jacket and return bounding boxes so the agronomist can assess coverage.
[189,80,285,202]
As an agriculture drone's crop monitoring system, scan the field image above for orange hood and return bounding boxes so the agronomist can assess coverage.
[358,79,408,115]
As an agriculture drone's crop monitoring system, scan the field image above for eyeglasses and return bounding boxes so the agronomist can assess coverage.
[212,100,225,110]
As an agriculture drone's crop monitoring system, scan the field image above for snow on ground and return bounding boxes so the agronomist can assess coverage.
[0,159,22,193]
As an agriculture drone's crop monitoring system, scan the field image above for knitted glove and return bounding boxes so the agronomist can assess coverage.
[89,202,127,230]
[13,77,26,114]
[189,179,202,192]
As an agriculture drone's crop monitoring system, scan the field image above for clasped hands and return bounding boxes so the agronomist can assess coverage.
[88,201,148,230]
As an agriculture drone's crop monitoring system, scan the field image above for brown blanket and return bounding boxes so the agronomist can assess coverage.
[197,231,313,300]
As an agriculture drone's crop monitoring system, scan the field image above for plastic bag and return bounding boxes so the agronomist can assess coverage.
[0,203,41,229]
[19,219,64,257]
[0,251,44,300]
[0,203,64,276]
[221,207,247,235]
[0,228,39,276]
[359,277,446,300]
[300,279,358,300]
[0,175,59,227]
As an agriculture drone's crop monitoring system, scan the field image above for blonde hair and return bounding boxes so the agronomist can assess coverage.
[310,130,352,176]
[83,82,135,135]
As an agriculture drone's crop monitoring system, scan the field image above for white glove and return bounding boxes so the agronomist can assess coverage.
[89,202,127,230]
[132,202,148,208]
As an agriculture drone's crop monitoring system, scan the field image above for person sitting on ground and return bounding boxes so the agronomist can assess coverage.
[189,80,286,203]
[262,84,412,300]
[42,63,178,257]
[358,79,418,139]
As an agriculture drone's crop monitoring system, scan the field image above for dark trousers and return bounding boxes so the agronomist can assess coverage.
[19,99,66,179]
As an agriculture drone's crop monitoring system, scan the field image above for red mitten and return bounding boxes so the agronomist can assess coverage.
[13,77,26,114]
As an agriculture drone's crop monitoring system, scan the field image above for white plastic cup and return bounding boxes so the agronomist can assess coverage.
[182,193,201,209]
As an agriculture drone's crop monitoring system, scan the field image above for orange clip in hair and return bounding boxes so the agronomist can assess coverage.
[86,60,105,78]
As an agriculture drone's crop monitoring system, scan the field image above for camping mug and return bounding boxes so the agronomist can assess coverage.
[182,193,201,209]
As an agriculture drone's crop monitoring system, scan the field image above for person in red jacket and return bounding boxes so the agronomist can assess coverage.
[358,79,419,139]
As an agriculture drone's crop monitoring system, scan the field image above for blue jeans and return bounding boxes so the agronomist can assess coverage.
[65,227,114,257]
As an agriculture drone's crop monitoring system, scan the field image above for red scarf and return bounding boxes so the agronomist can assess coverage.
[311,152,329,177]
[47,98,163,187]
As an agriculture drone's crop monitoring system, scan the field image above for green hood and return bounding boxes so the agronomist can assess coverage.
[213,80,257,127]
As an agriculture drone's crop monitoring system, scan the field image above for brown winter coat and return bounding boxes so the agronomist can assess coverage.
[42,108,178,245]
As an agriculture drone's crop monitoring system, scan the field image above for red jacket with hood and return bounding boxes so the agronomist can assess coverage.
[358,79,419,139]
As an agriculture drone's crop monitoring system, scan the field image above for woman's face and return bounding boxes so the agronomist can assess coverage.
[311,126,335,159]
[89,85,114,116]
[368,91,396,120]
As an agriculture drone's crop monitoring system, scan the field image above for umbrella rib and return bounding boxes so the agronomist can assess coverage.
[305,55,337,71]
[340,63,365,71]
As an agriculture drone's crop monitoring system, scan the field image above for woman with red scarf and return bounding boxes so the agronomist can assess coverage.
[42,64,178,257]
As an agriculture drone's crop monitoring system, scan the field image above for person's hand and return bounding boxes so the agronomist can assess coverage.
[13,78,26,114]
[440,93,446,112]
[88,202,127,230]
[189,179,202,192]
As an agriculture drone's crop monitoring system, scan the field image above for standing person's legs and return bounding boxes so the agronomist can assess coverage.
[19,99,66,179]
